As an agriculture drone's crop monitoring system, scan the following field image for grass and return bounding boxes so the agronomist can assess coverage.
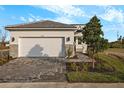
[67,71,120,82]
[66,48,124,82]
[104,48,124,53]
[95,53,124,73]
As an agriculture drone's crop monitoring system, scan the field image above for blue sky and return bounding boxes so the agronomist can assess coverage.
[0,5,124,42]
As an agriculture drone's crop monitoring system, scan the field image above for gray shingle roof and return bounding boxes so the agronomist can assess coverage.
[5,20,76,29]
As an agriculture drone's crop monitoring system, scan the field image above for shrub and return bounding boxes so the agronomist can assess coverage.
[70,63,78,71]
[66,46,73,58]
[109,41,123,48]
[66,62,91,72]
[81,63,89,72]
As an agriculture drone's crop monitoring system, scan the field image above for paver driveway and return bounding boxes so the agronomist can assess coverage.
[0,58,66,82]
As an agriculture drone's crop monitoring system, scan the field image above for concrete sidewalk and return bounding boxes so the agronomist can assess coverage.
[0,82,124,88]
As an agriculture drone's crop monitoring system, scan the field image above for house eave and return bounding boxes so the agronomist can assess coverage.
[5,27,77,31]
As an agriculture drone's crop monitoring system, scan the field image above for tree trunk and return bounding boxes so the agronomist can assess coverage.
[92,56,95,70]
[92,47,95,70]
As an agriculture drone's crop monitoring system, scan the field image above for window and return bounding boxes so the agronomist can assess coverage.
[66,37,70,42]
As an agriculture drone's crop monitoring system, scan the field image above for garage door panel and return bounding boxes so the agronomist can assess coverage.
[19,37,65,57]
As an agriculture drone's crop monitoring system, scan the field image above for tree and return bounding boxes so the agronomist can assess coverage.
[117,35,124,48]
[118,35,122,42]
[0,29,7,48]
[82,15,104,69]
[100,38,109,51]
[122,37,124,48]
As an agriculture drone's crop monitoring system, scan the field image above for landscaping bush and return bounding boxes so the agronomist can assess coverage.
[0,56,13,66]
[66,62,91,72]
[0,49,13,66]
[66,46,73,58]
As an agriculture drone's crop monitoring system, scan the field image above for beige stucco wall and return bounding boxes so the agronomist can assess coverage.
[74,32,82,37]
[75,32,87,53]
[10,31,74,45]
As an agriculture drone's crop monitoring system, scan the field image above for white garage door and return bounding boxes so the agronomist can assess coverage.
[18,37,65,57]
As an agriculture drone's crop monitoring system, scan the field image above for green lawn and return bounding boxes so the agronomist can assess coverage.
[67,71,120,82]
[66,48,124,82]
[104,48,124,53]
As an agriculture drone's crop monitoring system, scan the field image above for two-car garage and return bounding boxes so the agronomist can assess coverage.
[18,37,65,57]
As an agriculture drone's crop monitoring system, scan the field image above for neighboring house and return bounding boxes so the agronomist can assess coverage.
[5,20,87,58]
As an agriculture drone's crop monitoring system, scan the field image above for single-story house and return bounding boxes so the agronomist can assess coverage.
[5,20,87,58]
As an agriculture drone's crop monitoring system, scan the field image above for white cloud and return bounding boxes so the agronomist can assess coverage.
[29,13,41,21]
[53,16,74,24]
[20,14,42,22]
[20,16,27,22]
[32,5,87,24]
[98,6,124,35]
[35,5,86,17]
[100,6,124,23]
[28,17,34,22]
